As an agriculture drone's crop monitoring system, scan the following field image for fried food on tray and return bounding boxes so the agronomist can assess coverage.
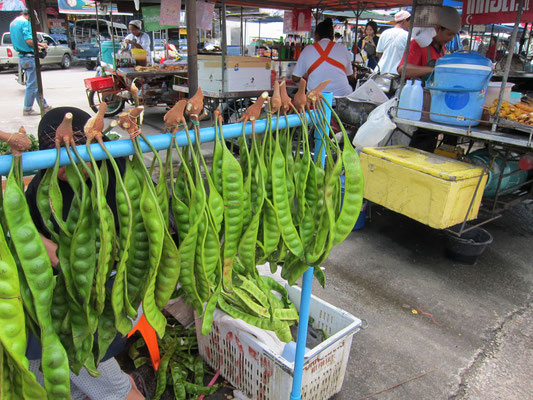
[134,64,187,72]
[487,99,533,127]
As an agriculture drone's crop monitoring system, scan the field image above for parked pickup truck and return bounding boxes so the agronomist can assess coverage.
[73,19,127,70]
[0,31,72,70]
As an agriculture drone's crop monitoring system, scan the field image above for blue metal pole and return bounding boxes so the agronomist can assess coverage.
[290,92,332,400]
[0,113,311,175]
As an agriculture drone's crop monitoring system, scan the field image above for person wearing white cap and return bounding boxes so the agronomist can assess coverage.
[375,10,411,74]
[123,19,151,65]
[397,6,462,80]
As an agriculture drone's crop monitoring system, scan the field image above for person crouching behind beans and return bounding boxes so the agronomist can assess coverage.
[25,107,148,400]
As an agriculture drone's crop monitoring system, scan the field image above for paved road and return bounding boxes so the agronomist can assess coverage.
[1,67,532,400]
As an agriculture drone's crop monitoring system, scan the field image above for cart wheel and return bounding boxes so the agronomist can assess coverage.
[88,90,125,117]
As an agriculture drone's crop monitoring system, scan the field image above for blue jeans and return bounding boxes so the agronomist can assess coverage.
[19,55,48,111]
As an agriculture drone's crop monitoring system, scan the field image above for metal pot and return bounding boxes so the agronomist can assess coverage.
[372,73,401,96]
[335,97,379,126]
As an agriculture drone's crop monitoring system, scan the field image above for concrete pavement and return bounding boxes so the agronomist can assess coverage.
[1,67,532,400]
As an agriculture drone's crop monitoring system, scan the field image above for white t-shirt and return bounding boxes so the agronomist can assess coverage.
[293,38,353,98]
[375,27,408,75]
[124,32,151,60]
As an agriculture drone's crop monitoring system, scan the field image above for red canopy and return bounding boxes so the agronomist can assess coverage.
[213,0,412,11]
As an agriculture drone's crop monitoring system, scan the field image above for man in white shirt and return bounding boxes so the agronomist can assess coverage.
[375,10,411,75]
[124,20,151,64]
[292,18,355,98]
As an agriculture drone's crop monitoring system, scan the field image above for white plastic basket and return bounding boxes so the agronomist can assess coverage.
[195,285,362,400]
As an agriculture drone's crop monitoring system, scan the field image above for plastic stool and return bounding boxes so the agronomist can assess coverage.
[127,314,161,370]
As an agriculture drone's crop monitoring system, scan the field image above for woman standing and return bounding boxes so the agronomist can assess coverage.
[358,21,379,69]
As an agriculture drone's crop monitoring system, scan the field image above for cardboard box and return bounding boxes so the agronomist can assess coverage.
[198,55,271,93]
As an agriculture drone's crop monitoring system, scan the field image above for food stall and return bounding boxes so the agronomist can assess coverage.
[81,2,190,117]
[357,0,533,256]
[85,63,188,116]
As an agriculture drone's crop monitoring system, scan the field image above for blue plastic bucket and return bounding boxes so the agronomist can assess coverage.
[340,176,367,231]
[101,41,118,66]
[427,52,492,126]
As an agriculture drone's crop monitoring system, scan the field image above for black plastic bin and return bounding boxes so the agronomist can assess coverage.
[445,227,493,265]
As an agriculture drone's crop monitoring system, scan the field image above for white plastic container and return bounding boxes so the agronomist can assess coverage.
[484,82,514,106]
[195,285,362,400]
[410,80,423,121]
[397,80,413,119]
[398,80,423,120]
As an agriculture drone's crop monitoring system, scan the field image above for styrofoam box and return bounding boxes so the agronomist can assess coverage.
[195,285,362,400]
[198,55,272,93]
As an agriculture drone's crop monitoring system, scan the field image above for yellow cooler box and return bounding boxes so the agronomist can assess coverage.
[360,146,488,229]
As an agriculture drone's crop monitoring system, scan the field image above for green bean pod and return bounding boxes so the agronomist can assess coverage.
[154,230,181,310]
[35,169,59,243]
[0,226,47,399]
[51,275,69,335]
[211,125,224,195]
[69,299,94,375]
[97,290,118,363]
[172,363,187,400]
[201,286,220,336]
[232,288,270,317]
[178,222,203,314]
[262,199,280,258]
[69,183,96,307]
[124,159,151,310]
[172,196,191,244]
[221,142,244,292]
[94,204,116,314]
[218,296,282,332]
[332,132,364,247]
[194,213,211,302]
[48,148,71,237]
[272,138,304,259]
[4,165,71,399]
[203,216,221,283]
[140,185,167,338]
[153,342,177,400]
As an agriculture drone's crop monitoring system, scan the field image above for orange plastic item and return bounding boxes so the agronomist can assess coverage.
[127,314,161,370]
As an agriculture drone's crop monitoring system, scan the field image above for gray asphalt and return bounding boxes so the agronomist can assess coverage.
[1,66,532,400]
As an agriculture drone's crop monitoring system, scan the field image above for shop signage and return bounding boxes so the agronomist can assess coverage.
[283,9,312,33]
[0,0,26,11]
[462,0,533,24]
[58,0,119,15]
[196,1,215,31]
[160,0,181,27]
[143,5,185,31]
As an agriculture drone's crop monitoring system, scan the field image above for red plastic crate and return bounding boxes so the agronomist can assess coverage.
[84,76,114,91]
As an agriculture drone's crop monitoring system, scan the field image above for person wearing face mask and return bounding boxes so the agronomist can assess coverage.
[397,6,462,81]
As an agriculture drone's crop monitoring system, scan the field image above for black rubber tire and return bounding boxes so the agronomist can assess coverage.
[88,90,125,117]
[505,199,533,235]
[60,54,71,69]
[86,61,96,71]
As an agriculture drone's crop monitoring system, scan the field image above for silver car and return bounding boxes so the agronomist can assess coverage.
[0,31,72,69]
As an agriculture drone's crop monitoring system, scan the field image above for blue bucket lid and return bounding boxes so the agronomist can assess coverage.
[435,52,492,68]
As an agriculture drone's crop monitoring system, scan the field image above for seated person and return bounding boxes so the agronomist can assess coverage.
[25,107,147,400]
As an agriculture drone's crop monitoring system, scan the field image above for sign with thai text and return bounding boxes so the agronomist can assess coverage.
[462,0,533,24]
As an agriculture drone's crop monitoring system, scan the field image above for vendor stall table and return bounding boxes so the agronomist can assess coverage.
[393,116,533,149]
[86,66,188,116]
